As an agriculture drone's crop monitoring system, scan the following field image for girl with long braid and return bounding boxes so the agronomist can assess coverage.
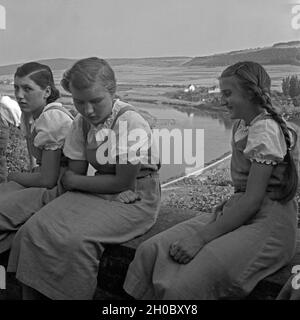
[123,61,298,299]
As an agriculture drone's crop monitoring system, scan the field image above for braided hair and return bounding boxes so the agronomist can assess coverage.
[220,61,298,203]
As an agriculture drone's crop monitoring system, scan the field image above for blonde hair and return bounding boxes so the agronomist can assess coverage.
[61,57,116,96]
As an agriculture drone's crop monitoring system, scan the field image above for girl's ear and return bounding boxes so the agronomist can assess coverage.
[44,86,51,100]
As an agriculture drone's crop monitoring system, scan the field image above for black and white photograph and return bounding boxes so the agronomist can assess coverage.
[0,0,300,309]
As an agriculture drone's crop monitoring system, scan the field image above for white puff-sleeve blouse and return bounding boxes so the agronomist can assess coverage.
[63,114,86,161]
[243,118,291,165]
[32,104,73,151]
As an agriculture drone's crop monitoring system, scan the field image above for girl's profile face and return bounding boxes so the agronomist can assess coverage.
[70,81,113,126]
[219,76,253,121]
[14,75,50,114]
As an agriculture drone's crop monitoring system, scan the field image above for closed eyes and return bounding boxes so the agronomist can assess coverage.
[74,98,104,105]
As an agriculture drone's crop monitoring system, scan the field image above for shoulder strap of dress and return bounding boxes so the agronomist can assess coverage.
[43,105,75,120]
[232,119,241,135]
[110,105,136,129]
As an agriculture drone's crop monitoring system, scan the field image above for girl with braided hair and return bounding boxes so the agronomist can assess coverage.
[123,61,298,300]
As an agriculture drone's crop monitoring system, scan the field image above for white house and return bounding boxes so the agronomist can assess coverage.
[208,87,220,94]
[184,84,196,93]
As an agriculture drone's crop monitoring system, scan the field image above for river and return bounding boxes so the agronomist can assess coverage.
[136,102,233,183]
[111,64,300,182]
[137,103,300,183]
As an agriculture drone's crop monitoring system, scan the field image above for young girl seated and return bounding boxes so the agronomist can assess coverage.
[0,62,73,254]
[6,57,161,300]
[123,61,298,300]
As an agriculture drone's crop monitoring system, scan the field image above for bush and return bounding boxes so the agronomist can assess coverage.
[282,75,300,98]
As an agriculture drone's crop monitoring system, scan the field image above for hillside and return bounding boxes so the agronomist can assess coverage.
[184,41,300,67]
[0,58,76,76]
[0,57,190,76]
[1,40,299,75]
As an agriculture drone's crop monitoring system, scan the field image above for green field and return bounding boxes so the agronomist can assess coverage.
[1,64,299,100]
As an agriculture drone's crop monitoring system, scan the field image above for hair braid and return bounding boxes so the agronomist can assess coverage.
[259,94,298,202]
[262,104,292,149]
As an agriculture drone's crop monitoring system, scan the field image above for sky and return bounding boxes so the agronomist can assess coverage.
[0,0,299,66]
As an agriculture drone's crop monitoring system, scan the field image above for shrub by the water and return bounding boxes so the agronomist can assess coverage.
[282,75,300,98]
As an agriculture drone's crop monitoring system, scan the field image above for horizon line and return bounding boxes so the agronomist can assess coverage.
[1,38,299,68]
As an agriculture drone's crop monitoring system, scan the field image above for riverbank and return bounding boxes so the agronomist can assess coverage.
[161,156,233,212]
[162,156,300,219]
[116,83,229,114]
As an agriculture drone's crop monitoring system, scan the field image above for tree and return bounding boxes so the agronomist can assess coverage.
[289,75,300,98]
[293,96,300,107]
[282,76,290,96]
[281,75,300,98]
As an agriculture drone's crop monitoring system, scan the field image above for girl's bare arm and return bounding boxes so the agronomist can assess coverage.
[8,149,62,189]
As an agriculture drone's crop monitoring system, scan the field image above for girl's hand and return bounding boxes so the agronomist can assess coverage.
[212,199,228,216]
[116,190,141,204]
[169,233,206,264]
[61,170,78,191]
